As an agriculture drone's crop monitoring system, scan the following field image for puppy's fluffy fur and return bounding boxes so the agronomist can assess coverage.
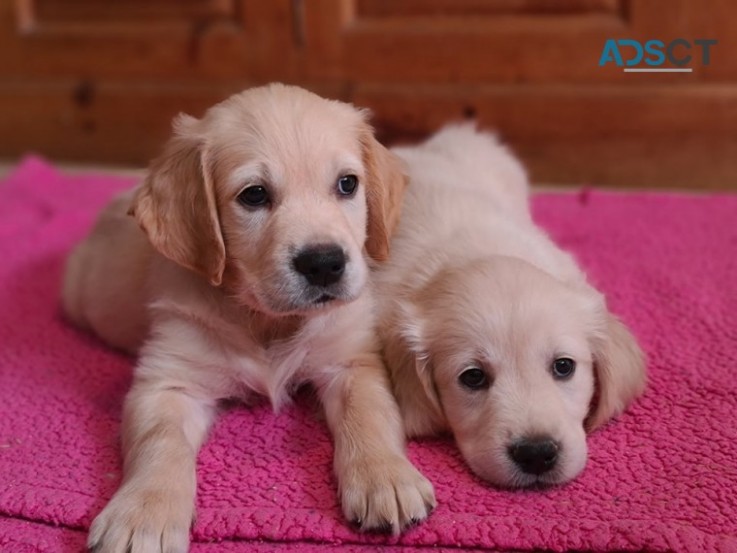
[63,84,435,553]
[379,125,646,488]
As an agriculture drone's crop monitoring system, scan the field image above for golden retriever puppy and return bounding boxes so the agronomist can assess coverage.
[378,125,646,489]
[62,84,435,553]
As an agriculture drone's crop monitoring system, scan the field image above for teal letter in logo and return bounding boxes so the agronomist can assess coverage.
[619,39,644,67]
[644,40,665,66]
[599,39,623,66]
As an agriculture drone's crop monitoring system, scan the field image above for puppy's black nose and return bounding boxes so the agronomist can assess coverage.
[293,245,345,287]
[508,437,559,475]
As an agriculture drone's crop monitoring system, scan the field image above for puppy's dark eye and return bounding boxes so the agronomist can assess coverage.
[458,367,489,390]
[552,357,576,380]
[237,185,269,207]
[337,175,358,196]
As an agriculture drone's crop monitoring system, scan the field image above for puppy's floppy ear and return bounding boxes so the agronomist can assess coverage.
[359,125,409,262]
[396,302,444,418]
[129,114,226,286]
[587,311,647,431]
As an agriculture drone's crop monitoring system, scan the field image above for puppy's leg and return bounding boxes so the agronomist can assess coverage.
[320,353,436,534]
[88,376,215,553]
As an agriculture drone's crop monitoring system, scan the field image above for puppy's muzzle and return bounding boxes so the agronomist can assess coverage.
[292,244,346,287]
[508,436,560,475]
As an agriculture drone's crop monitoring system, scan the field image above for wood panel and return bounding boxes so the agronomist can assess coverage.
[519,136,737,190]
[0,0,308,163]
[354,84,737,140]
[356,0,622,18]
[303,0,727,83]
[1,1,300,81]
[354,83,737,189]
[0,80,344,165]
[2,80,734,189]
[1,0,736,188]
[23,0,235,27]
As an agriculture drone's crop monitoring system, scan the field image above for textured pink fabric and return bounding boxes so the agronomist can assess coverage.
[1,156,736,552]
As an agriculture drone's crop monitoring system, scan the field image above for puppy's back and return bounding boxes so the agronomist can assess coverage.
[387,125,583,292]
[394,124,529,220]
[384,126,530,290]
[62,190,152,353]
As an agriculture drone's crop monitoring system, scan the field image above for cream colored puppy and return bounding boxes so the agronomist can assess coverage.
[379,125,646,488]
[63,84,435,553]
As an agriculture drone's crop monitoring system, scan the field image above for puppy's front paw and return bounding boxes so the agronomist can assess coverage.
[339,454,436,535]
[87,485,193,553]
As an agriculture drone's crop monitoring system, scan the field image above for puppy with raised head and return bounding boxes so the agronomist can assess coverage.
[379,125,646,488]
[62,84,434,553]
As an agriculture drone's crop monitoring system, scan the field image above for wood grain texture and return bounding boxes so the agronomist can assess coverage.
[29,0,235,24]
[0,80,344,164]
[1,0,735,188]
[356,0,622,18]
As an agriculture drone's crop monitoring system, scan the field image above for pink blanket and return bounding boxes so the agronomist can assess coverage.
[1,157,736,552]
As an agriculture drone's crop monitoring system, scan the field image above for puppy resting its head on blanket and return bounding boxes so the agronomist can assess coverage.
[379,125,646,488]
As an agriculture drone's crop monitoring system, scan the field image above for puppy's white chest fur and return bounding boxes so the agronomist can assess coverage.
[226,322,315,407]
[220,300,375,407]
[146,261,376,409]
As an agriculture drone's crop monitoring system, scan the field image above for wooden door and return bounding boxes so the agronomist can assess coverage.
[1,0,735,189]
[0,0,306,163]
[298,0,737,188]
